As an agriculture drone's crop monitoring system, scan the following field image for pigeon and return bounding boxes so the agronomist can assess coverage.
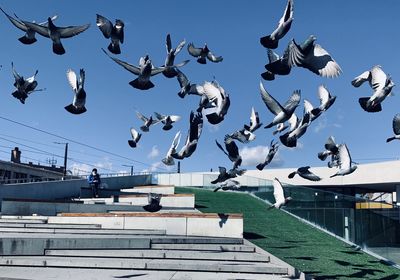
[256,140,279,170]
[187,43,223,64]
[288,166,321,181]
[22,17,90,55]
[330,144,357,177]
[215,135,242,169]
[103,50,165,90]
[260,0,293,49]
[269,178,292,209]
[279,110,311,148]
[201,80,230,125]
[176,69,203,98]
[162,131,181,166]
[136,111,159,132]
[0,8,58,45]
[351,65,395,113]
[288,35,342,78]
[154,112,181,131]
[244,107,262,133]
[387,114,400,143]
[128,128,142,148]
[211,166,246,184]
[11,62,44,104]
[96,14,124,54]
[65,68,87,114]
[262,42,292,80]
[171,111,203,160]
[163,34,189,78]
[229,128,256,144]
[318,136,340,168]
[303,85,336,122]
[260,81,301,129]
[213,179,241,192]
[143,193,162,212]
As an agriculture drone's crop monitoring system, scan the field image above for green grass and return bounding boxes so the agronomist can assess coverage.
[176,187,400,280]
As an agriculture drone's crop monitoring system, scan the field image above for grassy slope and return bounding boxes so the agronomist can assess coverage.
[176,187,400,280]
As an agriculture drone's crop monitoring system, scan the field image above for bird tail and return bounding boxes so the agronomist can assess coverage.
[129,79,154,90]
[260,35,278,49]
[108,42,121,54]
[197,57,207,64]
[256,163,266,171]
[261,71,275,81]
[128,140,137,148]
[387,137,396,143]
[311,108,322,116]
[53,42,66,55]
[279,135,297,148]
[358,97,382,112]
[317,152,328,161]
[288,171,296,179]
[18,36,37,45]
[64,104,87,114]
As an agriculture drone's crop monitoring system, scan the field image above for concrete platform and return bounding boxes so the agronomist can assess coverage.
[122,185,175,195]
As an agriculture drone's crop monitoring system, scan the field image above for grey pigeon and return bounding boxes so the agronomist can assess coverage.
[256,140,279,170]
[211,166,246,184]
[154,112,181,131]
[288,166,321,181]
[387,114,400,143]
[213,179,241,192]
[260,0,293,49]
[201,80,230,125]
[260,81,300,129]
[96,14,124,54]
[318,136,340,168]
[102,49,165,90]
[215,135,242,170]
[187,43,223,64]
[330,144,357,177]
[303,85,336,122]
[229,128,256,144]
[244,107,262,133]
[22,17,90,55]
[128,128,142,148]
[176,69,203,98]
[262,42,293,80]
[351,65,395,113]
[163,34,189,78]
[65,68,87,114]
[0,8,57,44]
[288,35,342,78]
[162,131,181,166]
[171,111,203,160]
[279,111,311,148]
[269,178,292,209]
[136,111,159,132]
[11,62,44,104]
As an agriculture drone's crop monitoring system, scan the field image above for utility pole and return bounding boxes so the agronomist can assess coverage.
[54,142,68,179]
[122,164,134,175]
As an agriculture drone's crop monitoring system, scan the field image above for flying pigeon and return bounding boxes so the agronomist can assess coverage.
[256,140,279,170]
[244,107,262,132]
[279,111,311,148]
[213,179,241,192]
[262,43,292,81]
[0,8,58,44]
[288,35,342,78]
[318,136,340,168]
[65,68,87,114]
[288,166,321,181]
[171,111,203,160]
[260,0,293,49]
[260,81,300,129]
[22,17,90,55]
[387,114,400,143]
[102,49,165,90]
[351,65,395,113]
[330,144,357,177]
[163,34,189,78]
[11,62,44,104]
[269,178,292,209]
[303,85,336,122]
[143,192,162,212]
[229,128,256,144]
[201,80,230,125]
[211,166,246,184]
[176,69,203,98]
[128,127,142,148]
[154,112,181,131]
[215,135,242,170]
[136,111,159,132]
[162,131,181,166]
[96,14,124,54]
[187,43,223,64]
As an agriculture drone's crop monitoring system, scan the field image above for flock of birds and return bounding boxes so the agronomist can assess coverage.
[1,3,400,209]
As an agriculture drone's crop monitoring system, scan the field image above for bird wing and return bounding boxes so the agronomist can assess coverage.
[248,107,260,132]
[166,33,172,53]
[202,81,222,104]
[38,14,58,25]
[150,65,166,76]
[102,49,140,75]
[0,8,27,31]
[298,166,321,181]
[11,62,22,81]
[267,49,280,63]
[259,81,284,116]
[215,140,229,157]
[174,39,186,55]
[369,65,387,91]
[287,113,298,132]
[96,14,113,38]
[58,23,90,38]
[21,21,49,37]
[393,114,400,135]
[176,69,189,88]
[325,136,338,152]
[154,112,166,121]
[272,178,285,204]
[187,43,202,57]
[166,131,181,157]
[306,44,342,78]
[189,112,203,142]
[283,89,301,112]
[318,85,330,107]
[136,111,148,122]
[66,69,78,92]
[169,115,181,122]
[338,144,351,170]
[278,0,294,26]
[225,139,240,158]
[303,99,314,115]
[351,70,371,88]
[130,127,139,140]
[207,51,223,62]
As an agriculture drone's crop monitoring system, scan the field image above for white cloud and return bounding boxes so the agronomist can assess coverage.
[239,145,285,168]
[147,145,160,159]
[141,161,174,173]
[313,116,328,133]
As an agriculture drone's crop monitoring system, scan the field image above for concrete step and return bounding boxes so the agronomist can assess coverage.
[150,237,242,244]
[44,249,269,262]
[0,256,288,274]
[0,227,166,235]
[26,223,101,229]
[122,185,175,195]
[151,243,255,252]
[0,218,46,224]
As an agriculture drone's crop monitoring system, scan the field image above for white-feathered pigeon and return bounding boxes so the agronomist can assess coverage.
[330,144,357,177]
[162,131,181,166]
[65,68,86,114]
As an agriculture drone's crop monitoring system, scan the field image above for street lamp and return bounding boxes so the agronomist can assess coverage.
[54,142,68,179]
[122,164,134,175]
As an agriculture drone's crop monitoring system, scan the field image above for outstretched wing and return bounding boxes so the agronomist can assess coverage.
[187,43,202,57]
[0,8,27,31]
[259,81,284,116]
[66,69,78,92]
[58,23,91,38]
[272,178,285,204]
[102,48,140,75]
[96,14,113,38]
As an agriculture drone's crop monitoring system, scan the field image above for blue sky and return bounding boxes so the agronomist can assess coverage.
[0,0,399,175]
